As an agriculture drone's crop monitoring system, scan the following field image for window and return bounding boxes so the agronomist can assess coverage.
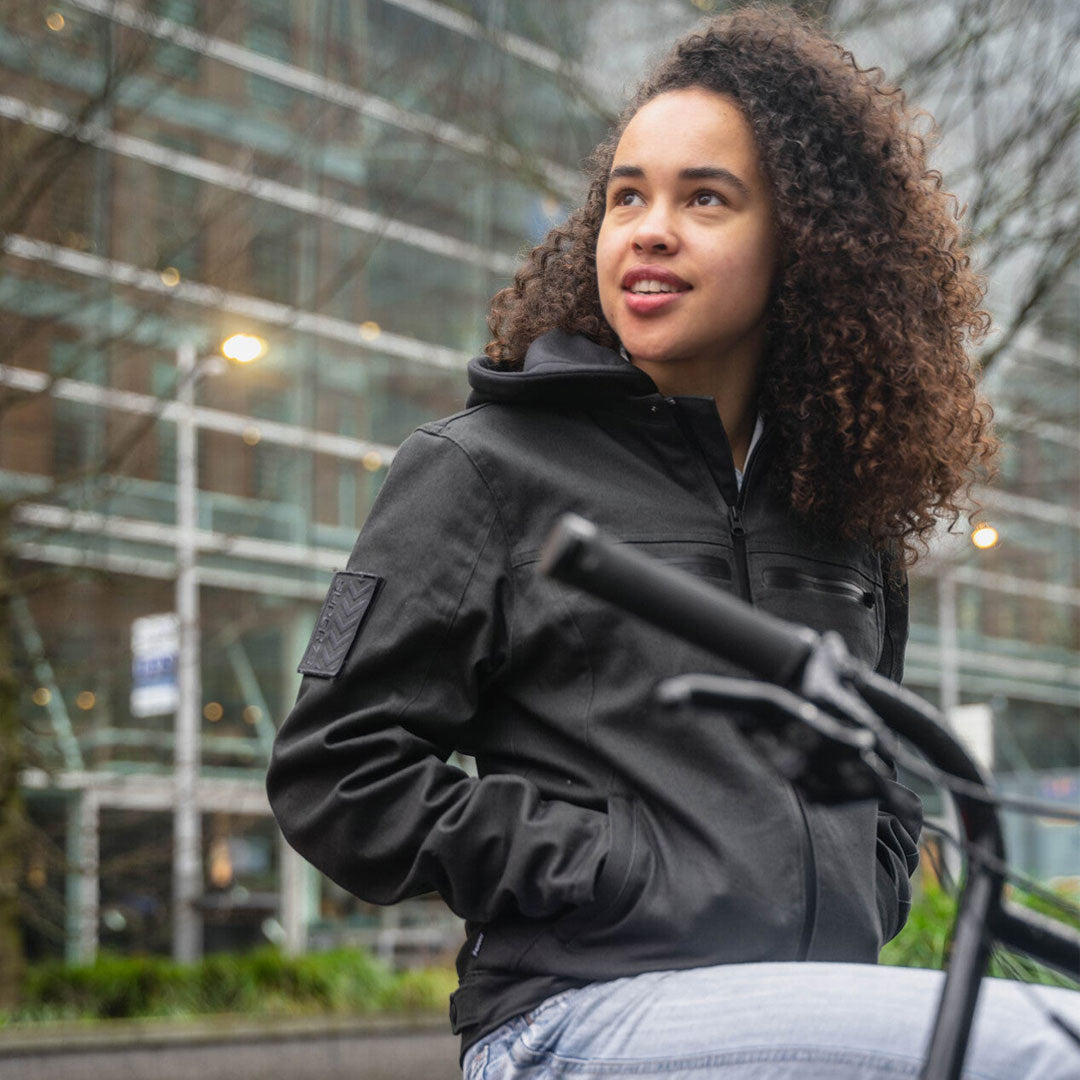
[155,136,203,278]
[247,0,294,112]
[250,205,297,303]
[151,0,201,82]
[50,343,106,476]
[51,152,96,251]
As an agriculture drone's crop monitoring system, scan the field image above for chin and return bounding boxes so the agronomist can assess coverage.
[620,342,676,366]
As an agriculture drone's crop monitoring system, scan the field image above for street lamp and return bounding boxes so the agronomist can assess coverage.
[970,522,999,550]
[221,333,268,365]
[173,336,264,963]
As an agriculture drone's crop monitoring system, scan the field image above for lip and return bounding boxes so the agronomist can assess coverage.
[619,266,691,315]
[620,266,692,291]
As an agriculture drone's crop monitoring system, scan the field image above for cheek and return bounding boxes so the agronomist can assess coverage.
[747,222,779,290]
[716,229,776,298]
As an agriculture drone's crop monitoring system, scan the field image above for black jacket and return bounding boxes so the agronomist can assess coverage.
[266,330,922,1055]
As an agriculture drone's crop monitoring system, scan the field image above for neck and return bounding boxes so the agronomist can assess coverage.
[631,341,762,470]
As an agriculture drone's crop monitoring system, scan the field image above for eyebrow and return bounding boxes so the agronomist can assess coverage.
[607,164,752,200]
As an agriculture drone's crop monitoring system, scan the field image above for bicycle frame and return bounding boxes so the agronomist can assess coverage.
[539,513,1080,1080]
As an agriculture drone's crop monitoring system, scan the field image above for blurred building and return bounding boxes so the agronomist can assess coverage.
[1,0,1076,972]
[2,0,608,965]
[903,274,1080,887]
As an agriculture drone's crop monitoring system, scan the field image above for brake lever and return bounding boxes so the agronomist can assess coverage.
[656,632,903,811]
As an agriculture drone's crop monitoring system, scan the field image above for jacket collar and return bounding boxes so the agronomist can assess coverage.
[466,330,657,407]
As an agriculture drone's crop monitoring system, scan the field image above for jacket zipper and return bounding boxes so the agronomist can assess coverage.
[728,505,750,601]
[761,567,876,606]
[664,397,755,603]
[665,400,818,959]
[737,437,819,959]
[729,425,767,602]
[730,425,818,959]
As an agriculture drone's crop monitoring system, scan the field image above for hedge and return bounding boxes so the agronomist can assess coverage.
[5,946,457,1024]
[881,881,1078,987]
[4,882,1075,1024]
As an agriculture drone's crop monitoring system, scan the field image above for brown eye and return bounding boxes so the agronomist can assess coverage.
[612,189,644,207]
[692,191,725,207]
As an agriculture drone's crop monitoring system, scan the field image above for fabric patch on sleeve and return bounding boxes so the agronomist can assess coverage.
[298,571,382,678]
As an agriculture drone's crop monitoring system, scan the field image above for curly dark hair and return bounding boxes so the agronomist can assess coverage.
[486,5,996,565]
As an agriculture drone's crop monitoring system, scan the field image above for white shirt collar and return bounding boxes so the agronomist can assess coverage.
[735,413,765,491]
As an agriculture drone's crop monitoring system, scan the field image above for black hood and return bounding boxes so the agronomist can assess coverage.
[466,330,657,407]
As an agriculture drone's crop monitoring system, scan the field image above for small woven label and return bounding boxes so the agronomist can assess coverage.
[298,571,382,678]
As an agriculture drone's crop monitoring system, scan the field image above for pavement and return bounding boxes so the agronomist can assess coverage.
[0,1012,462,1079]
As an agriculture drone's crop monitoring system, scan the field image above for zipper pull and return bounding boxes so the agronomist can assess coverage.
[729,504,745,537]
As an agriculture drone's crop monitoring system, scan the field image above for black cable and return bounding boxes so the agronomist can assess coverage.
[920,820,1080,928]
[919,821,1080,1053]
[919,828,957,895]
[923,826,1080,1057]
[991,948,1080,1051]
[887,739,1080,822]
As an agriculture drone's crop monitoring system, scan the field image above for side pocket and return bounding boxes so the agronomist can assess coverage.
[554,793,640,945]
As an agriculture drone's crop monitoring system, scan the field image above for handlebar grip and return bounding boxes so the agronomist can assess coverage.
[539,514,817,688]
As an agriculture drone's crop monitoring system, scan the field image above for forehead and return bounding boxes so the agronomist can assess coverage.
[613,88,762,175]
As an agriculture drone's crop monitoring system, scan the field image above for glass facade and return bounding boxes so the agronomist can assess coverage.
[3,0,1076,966]
[902,278,1080,883]
[3,0,611,964]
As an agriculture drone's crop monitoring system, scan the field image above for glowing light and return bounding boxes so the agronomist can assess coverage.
[221,333,267,364]
[203,701,224,722]
[359,321,381,341]
[75,690,96,710]
[27,860,47,889]
[159,266,181,287]
[46,12,65,31]
[242,705,262,725]
[208,836,233,888]
[32,687,51,706]
[241,426,261,446]
[971,523,999,550]
[362,451,383,472]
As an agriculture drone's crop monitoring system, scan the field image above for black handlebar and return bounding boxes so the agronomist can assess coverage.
[539,513,817,687]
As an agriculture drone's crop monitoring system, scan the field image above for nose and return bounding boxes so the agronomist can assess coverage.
[631,202,678,254]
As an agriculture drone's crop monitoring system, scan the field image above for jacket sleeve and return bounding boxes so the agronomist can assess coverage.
[873,555,923,942]
[266,427,612,923]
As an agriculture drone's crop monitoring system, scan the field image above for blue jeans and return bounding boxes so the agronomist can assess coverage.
[462,962,1080,1078]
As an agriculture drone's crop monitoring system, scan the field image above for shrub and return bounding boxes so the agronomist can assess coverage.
[882,880,1080,989]
[376,966,458,1012]
[8,882,1075,1025]
[9,947,440,1023]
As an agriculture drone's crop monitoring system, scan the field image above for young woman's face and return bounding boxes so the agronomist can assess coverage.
[596,88,777,381]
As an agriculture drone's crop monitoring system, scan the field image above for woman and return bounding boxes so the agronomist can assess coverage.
[268,8,1077,1078]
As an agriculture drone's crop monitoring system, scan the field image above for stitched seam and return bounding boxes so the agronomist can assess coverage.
[752,549,882,586]
[424,428,516,688]
[389,506,499,725]
[563,799,640,946]
[513,1043,927,1075]
[512,537,734,570]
